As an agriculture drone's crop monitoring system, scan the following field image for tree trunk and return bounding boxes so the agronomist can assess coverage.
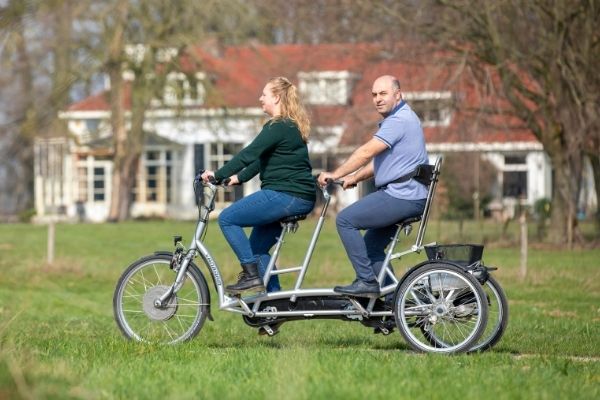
[589,153,600,234]
[13,0,37,212]
[106,1,129,222]
[545,143,583,245]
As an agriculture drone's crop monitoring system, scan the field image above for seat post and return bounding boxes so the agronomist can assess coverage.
[413,157,443,248]
[261,225,288,287]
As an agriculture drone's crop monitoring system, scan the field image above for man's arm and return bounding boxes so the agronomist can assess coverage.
[318,138,387,185]
[342,162,374,189]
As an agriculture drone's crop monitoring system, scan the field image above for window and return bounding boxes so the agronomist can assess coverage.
[141,149,175,203]
[74,159,108,203]
[502,154,527,199]
[503,171,527,198]
[404,92,453,127]
[298,71,358,105]
[208,142,244,205]
[162,72,205,106]
[93,167,105,201]
[146,165,158,201]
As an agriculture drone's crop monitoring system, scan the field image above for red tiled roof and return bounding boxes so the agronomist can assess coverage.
[66,42,539,146]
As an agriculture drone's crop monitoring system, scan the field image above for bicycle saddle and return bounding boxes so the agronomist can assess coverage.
[398,215,421,226]
[280,214,308,223]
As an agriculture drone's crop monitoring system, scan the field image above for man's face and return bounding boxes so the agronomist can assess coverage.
[371,78,402,117]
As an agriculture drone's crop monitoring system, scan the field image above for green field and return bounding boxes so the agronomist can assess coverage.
[0,220,599,399]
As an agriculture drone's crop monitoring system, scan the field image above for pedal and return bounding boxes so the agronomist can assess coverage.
[373,323,394,336]
[260,325,277,336]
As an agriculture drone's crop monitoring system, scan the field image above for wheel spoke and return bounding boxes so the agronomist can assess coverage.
[395,265,487,353]
[114,256,208,344]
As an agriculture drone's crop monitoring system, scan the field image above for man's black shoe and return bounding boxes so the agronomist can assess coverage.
[334,279,380,297]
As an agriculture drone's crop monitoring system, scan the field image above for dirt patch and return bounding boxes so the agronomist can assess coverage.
[39,259,85,276]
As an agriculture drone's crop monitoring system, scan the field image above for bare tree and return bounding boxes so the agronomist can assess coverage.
[0,0,79,217]
[399,0,600,244]
[99,0,268,221]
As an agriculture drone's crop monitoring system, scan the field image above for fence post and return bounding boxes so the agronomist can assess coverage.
[519,210,527,280]
[47,220,55,265]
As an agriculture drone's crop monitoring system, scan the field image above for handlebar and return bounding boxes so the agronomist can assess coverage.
[325,178,344,186]
[194,170,231,187]
[324,177,356,189]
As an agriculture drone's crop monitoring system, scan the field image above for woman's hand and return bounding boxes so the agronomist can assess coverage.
[200,170,215,183]
[318,172,335,187]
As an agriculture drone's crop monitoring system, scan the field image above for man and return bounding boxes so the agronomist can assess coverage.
[318,75,429,296]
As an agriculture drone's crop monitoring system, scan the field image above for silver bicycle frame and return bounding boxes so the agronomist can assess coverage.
[158,157,442,320]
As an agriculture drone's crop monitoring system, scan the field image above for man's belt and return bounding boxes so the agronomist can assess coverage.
[379,164,434,189]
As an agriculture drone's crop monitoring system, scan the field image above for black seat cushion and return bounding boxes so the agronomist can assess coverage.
[280,214,307,223]
[398,215,422,226]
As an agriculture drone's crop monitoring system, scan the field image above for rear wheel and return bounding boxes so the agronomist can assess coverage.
[113,254,210,344]
[394,263,488,353]
[469,275,508,352]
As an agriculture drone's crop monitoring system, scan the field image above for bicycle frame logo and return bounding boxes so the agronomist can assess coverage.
[204,253,222,286]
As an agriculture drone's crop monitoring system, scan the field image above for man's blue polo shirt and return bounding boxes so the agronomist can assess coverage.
[373,101,429,200]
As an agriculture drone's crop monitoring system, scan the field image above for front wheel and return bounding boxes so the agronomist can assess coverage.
[113,254,210,344]
[394,262,488,354]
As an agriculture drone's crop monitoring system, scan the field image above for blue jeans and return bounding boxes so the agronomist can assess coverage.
[218,189,315,292]
[336,190,426,284]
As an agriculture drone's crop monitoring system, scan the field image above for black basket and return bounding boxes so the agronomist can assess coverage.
[424,244,484,266]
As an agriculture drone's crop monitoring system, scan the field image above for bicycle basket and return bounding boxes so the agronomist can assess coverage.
[424,244,484,266]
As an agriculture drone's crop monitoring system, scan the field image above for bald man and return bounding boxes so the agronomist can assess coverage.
[318,75,429,297]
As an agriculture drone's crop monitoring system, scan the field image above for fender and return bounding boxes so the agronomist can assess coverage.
[154,251,214,321]
[394,259,488,300]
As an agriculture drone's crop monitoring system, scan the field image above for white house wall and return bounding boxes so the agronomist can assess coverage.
[526,152,552,204]
[148,113,264,146]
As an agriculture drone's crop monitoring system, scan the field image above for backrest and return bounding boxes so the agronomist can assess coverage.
[413,157,443,248]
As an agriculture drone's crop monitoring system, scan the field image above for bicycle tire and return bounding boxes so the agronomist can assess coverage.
[113,253,210,344]
[469,275,508,352]
[394,262,488,354]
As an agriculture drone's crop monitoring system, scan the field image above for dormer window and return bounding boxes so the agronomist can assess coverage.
[298,71,359,106]
[404,91,453,127]
[162,72,206,106]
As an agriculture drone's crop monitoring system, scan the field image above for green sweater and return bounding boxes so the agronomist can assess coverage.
[214,119,316,202]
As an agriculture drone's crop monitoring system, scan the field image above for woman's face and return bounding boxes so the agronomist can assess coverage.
[259,83,280,116]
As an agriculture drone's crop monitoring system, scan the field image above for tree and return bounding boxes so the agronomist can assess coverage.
[0,0,79,217]
[96,0,267,221]
[402,0,600,245]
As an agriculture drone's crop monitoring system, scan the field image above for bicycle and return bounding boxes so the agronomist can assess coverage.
[113,157,506,353]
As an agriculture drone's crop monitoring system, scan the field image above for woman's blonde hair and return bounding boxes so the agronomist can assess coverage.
[268,76,311,142]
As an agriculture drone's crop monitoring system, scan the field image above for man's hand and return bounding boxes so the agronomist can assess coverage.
[318,172,335,187]
[342,174,358,190]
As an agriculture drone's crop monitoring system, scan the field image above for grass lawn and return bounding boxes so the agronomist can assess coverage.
[0,219,598,399]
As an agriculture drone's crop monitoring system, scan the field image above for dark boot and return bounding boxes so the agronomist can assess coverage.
[226,263,265,293]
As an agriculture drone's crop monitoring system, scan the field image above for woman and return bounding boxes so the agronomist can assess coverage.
[201,77,316,294]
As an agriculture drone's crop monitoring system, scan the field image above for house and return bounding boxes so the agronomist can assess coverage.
[33,42,593,222]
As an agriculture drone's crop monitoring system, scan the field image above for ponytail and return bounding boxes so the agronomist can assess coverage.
[267,77,311,142]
